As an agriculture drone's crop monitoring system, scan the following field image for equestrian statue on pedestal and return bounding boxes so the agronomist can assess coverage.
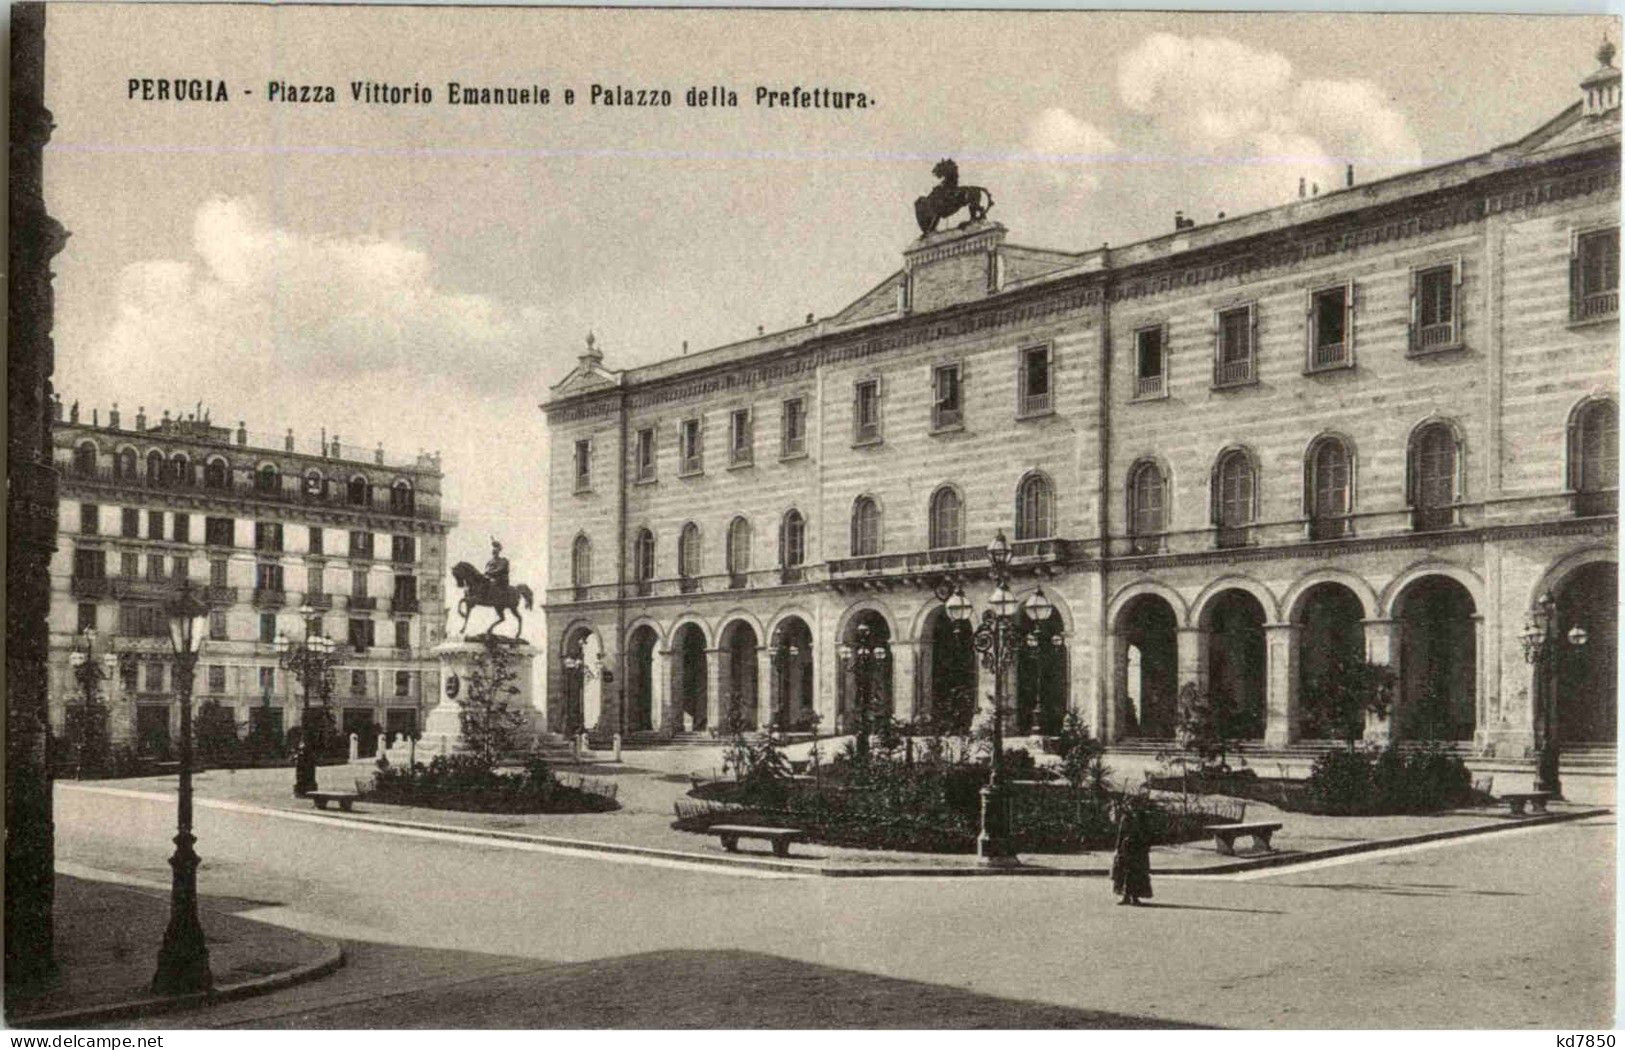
[452,538,535,640]
[914,159,995,236]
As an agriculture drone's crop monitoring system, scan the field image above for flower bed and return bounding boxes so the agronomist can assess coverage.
[362,754,619,814]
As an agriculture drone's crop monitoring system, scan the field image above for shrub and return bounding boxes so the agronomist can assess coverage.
[1308,743,1472,814]
[364,752,618,814]
[1056,711,1105,791]
[1306,747,1376,814]
[460,636,530,768]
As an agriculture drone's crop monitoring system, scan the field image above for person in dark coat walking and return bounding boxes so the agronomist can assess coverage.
[1110,797,1154,906]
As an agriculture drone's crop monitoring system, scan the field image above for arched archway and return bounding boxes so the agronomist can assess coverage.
[769,616,815,731]
[1115,594,1179,738]
[718,620,760,731]
[1294,582,1367,739]
[670,622,709,732]
[1552,561,1617,743]
[1202,590,1267,741]
[838,609,894,732]
[1394,576,1477,741]
[919,605,977,733]
[626,625,659,732]
[1014,608,1068,734]
[561,626,604,733]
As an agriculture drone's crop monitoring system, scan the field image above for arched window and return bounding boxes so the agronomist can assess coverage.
[1015,473,1054,540]
[570,535,592,598]
[170,454,190,487]
[1306,436,1353,540]
[1569,399,1618,516]
[145,451,164,484]
[726,517,753,581]
[73,442,97,477]
[633,528,655,592]
[117,448,138,481]
[1128,461,1166,553]
[347,475,369,506]
[204,458,229,490]
[928,486,963,550]
[1408,421,1460,531]
[256,464,279,494]
[780,509,806,568]
[678,522,702,581]
[851,496,881,557]
[1212,448,1256,547]
[390,479,415,515]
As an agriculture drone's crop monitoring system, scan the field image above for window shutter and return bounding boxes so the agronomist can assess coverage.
[1570,249,1583,321]
[1304,290,1315,370]
[1344,280,1357,360]
[1451,256,1464,342]
[1404,434,1417,508]
[1209,458,1221,527]
[1248,305,1259,366]
[1210,310,1222,383]
[1407,271,1418,351]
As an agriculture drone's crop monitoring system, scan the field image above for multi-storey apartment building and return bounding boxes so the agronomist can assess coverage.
[542,50,1619,755]
[48,402,453,755]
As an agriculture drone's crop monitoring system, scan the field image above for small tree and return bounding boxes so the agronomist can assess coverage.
[460,635,529,769]
[1303,646,1396,749]
[1176,681,1244,772]
[1055,710,1105,793]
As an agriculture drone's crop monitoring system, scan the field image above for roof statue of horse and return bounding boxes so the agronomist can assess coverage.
[914,159,995,236]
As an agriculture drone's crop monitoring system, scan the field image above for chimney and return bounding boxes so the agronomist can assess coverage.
[1298,177,1306,199]
[374,442,384,465]
[1312,182,1320,197]
[285,428,295,452]
[108,403,120,430]
[332,433,341,459]
[135,405,147,431]
[92,408,98,426]
[1346,164,1355,188]
[1174,210,1184,229]
[682,341,688,355]
[51,393,63,422]
[236,421,247,446]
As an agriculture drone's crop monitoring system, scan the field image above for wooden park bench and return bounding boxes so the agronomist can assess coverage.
[309,790,359,812]
[708,824,805,858]
[1209,821,1283,856]
[1498,791,1554,816]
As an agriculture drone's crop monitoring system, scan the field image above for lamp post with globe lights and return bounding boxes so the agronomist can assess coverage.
[944,531,1064,867]
[150,581,213,995]
[275,607,338,797]
[838,626,889,759]
[66,628,114,777]
[1520,591,1589,798]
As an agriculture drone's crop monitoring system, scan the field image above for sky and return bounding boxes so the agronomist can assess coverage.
[41,6,1618,605]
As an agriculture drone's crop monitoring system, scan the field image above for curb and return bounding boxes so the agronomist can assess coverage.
[11,941,345,1028]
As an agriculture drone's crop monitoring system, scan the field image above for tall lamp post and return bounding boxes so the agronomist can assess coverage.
[944,531,1063,867]
[67,629,113,777]
[838,626,889,759]
[1520,592,1588,798]
[276,607,338,797]
[151,581,212,994]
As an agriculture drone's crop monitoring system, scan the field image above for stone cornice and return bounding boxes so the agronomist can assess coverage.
[57,479,450,535]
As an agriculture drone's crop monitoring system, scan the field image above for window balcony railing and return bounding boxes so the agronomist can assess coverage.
[1129,533,1164,556]
[347,595,378,611]
[1573,489,1618,517]
[1573,290,1619,323]
[572,585,589,602]
[634,579,653,598]
[203,584,237,605]
[1410,505,1456,532]
[1214,525,1251,550]
[729,446,753,467]
[304,592,333,610]
[728,572,749,590]
[854,422,881,445]
[679,576,701,595]
[1412,321,1457,352]
[780,566,805,584]
[1019,391,1053,417]
[1213,358,1254,388]
[252,588,287,608]
[679,455,703,476]
[1307,516,1352,542]
[781,435,806,458]
[1309,340,1350,371]
[111,577,183,601]
[391,596,420,613]
[69,576,110,598]
[1133,374,1163,399]
[932,406,962,431]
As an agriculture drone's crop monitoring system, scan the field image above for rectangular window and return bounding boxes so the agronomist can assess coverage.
[73,548,106,580]
[351,669,368,696]
[1411,263,1460,353]
[210,558,229,588]
[679,418,704,475]
[121,508,139,538]
[349,531,373,559]
[348,618,374,652]
[634,427,656,481]
[1018,346,1053,416]
[1214,306,1256,388]
[1573,227,1619,323]
[147,511,164,541]
[80,503,99,536]
[118,603,165,637]
[308,527,323,555]
[209,609,228,641]
[391,535,415,564]
[393,575,417,604]
[781,398,806,458]
[146,553,166,581]
[729,409,753,466]
[258,667,275,694]
[77,602,97,633]
[853,379,882,444]
[395,619,411,649]
[932,363,963,430]
[172,556,189,581]
[395,670,412,698]
[254,521,284,552]
[352,570,369,598]
[1134,326,1167,399]
[307,565,324,595]
[573,438,592,492]
[256,563,284,593]
[205,516,234,547]
[121,552,139,579]
[1308,284,1353,371]
[259,613,277,644]
[207,665,226,693]
[144,663,164,693]
[172,513,190,544]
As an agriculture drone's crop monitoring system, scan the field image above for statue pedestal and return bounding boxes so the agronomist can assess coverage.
[420,639,538,755]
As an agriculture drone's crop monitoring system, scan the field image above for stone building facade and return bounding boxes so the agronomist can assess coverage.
[542,53,1619,755]
[48,403,453,756]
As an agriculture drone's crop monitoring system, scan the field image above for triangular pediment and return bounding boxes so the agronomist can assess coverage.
[549,362,620,396]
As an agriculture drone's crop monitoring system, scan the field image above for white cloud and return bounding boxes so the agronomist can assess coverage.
[1023,107,1120,190]
[1117,32,1422,212]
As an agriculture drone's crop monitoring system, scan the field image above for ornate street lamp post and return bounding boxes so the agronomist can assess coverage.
[276,606,337,797]
[150,581,212,995]
[1520,592,1589,798]
[945,531,1064,867]
[67,629,113,778]
[838,626,889,759]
